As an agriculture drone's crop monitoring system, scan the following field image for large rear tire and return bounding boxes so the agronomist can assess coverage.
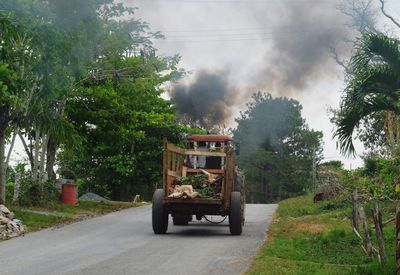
[152,189,168,234]
[172,215,190,225]
[229,191,243,235]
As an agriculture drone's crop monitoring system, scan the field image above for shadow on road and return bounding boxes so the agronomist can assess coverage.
[166,220,234,237]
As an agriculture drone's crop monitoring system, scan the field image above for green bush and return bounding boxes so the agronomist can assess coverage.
[15,174,60,206]
[5,181,14,203]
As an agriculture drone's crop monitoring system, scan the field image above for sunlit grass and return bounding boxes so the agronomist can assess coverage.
[247,194,396,274]
[10,200,144,232]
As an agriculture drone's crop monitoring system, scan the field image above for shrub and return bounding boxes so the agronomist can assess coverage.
[16,173,60,206]
[5,181,14,204]
[317,182,348,201]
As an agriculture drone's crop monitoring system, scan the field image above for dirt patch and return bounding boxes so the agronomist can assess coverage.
[295,222,331,234]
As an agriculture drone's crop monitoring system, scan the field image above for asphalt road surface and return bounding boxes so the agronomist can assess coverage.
[0,204,277,275]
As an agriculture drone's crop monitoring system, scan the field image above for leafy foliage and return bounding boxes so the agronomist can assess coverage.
[233,92,323,203]
[176,174,220,198]
[0,0,189,203]
[59,55,186,200]
[319,160,344,170]
[334,32,400,156]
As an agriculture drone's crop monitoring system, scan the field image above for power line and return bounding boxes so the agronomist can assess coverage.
[160,29,332,39]
[165,32,275,38]
[160,27,272,33]
[158,28,298,39]
[156,37,274,43]
[323,156,352,160]
[153,32,328,43]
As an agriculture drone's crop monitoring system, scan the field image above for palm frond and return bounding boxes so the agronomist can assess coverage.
[352,32,400,76]
[334,32,400,155]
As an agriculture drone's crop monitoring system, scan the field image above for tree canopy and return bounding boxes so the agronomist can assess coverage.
[233,92,323,203]
[59,55,187,200]
[334,32,400,156]
[0,0,189,203]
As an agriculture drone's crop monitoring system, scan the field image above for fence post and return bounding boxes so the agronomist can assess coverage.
[373,201,386,264]
[352,188,359,231]
[359,205,373,256]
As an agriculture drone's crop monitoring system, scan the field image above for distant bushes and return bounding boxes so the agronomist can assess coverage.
[6,172,60,206]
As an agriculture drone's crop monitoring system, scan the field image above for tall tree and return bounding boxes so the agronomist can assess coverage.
[334,31,400,271]
[233,92,323,203]
[0,0,170,202]
[0,14,39,203]
[334,32,400,156]
[332,0,378,74]
[330,1,389,155]
[333,0,400,156]
[59,54,185,200]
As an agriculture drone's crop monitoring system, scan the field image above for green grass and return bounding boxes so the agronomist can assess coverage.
[9,200,144,232]
[11,209,73,230]
[247,195,396,274]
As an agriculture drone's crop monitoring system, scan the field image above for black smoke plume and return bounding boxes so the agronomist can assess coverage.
[168,1,378,127]
[260,0,351,93]
[170,70,238,130]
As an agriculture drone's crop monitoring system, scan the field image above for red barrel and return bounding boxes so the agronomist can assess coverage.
[61,183,77,205]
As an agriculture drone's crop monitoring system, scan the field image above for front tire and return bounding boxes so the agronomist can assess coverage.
[152,189,168,234]
[229,191,243,235]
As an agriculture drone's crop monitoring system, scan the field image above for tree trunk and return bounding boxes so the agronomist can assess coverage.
[269,182,273,202]
[352,188,359,231]
[277,186,282,201]
[125,183,132,201]
[32,128,40,182]
[46,137,57,184]
[38,133,49,198]
[18,132,34,171]
[12,172,21,205]
[6,130,17,169]
[0,133,6,204]
[396,202,400,274]
[0,106,10,204]
[359,205,373,256]
[263,177,267,203]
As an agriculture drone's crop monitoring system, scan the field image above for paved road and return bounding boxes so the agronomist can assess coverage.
[0,204,277,275]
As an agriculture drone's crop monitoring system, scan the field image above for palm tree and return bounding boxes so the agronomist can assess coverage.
[334,32,400,156]
[335,31,400,267]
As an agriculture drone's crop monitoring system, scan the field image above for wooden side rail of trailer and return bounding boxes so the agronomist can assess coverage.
[162,140,236,210]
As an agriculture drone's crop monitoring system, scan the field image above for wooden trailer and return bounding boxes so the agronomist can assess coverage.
[152,135,245,235]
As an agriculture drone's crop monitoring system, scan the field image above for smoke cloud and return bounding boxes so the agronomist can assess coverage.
[259,0,351,93]
[170,70,238,130]
[164,0,368,126]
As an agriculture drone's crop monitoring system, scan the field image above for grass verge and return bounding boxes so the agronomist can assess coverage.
[247,195,396,274]
[9,200,146,232]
